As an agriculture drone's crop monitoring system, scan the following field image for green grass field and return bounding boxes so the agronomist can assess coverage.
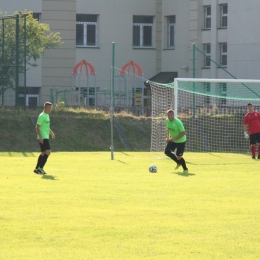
[1,152,260,260]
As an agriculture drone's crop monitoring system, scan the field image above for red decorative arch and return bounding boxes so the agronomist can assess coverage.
[73,60,95,76]
[120,60,143,77]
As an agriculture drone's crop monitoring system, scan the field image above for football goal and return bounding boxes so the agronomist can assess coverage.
[149,78,260,153]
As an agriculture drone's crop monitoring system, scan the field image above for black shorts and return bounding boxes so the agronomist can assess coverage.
[39,139,51,152]
[165,141,186,156]
[250,133,260,145]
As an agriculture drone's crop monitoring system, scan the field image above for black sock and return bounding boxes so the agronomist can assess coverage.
[166,153,179,164]
[179,158,188,170]
[39,154,49,168]
[35,155,42,169]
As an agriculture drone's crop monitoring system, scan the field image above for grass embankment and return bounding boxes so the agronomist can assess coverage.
[0,107,151,152]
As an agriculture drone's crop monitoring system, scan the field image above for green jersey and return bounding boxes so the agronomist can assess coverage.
[166,117,186,143]
[37,112,50,139]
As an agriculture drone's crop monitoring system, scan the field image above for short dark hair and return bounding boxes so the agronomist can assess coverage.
[44,102,53,108]
[247,103,253,106]
[167,109,174,114]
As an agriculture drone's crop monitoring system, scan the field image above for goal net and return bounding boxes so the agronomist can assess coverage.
[149,78,260,153]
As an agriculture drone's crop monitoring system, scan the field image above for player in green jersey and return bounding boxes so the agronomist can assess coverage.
[165,109,188,173]
[34,102,55,174]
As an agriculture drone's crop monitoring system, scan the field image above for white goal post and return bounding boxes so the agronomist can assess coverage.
[149,78,260,153]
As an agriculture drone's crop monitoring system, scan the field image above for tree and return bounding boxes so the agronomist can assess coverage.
[0,10,62,91]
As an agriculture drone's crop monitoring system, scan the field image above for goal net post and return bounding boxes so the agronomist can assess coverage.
[149,78,260,153]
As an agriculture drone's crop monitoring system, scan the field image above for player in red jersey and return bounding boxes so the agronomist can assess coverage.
[243,103,260,159]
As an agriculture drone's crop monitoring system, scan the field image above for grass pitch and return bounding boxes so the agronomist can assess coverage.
[1,152,260,260]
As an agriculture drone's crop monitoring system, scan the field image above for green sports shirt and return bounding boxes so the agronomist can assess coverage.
[165,117,186,143]
[37,112,50,139]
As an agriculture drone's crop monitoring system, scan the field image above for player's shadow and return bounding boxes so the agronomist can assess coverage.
[41,175,58,180]
[174,171,195,177]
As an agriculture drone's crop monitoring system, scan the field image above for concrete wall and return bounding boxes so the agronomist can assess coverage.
[161,0,190,78]
[41,0,76,104]
[75,0,156,93]
[199,0,260,80]
[1,0,260,106]
[0,0,41,12]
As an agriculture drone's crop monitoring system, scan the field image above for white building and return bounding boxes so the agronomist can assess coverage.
[0,0,260,107]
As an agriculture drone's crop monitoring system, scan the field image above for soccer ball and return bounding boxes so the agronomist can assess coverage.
[149,164,157,173]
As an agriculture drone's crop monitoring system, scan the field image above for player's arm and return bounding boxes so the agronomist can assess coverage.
[243,124,248,132]
[243,124,249,139]
[36,124,43,144]
[50,129,55,139]
[258,112,260,121]
[243,115,249,139]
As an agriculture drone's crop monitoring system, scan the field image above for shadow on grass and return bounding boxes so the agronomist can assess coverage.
[173,171,195,177]
[120,152,130,156]
[117,160,127,164]
[22,152,36,157]
[41,175,58,180]
[4,152,36,157]
[187,161,253,166]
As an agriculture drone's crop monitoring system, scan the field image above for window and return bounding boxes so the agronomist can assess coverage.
[144,88,151,107]
[204,6,211,29]
[219,83,227,105]
[17,87,40,107]
[166,16,175,48]
[133,16,154,48]
[88,87,96,106]
[220,43,227,66]
[33,13,41,23]
[220,4,228,28]
[132,88,142,106]
[204,82,211,104]
[27,95,39,107]
[204,44,211,67]
[81,87,96,106]
[76,14,98,47]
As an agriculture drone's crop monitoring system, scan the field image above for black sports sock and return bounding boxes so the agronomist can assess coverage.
[39,154,49,168]
[179,158,188,170]
[167,153,179,164]
[35,155,43,169]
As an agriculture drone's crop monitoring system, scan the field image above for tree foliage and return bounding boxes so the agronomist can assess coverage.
[0,10,62,89]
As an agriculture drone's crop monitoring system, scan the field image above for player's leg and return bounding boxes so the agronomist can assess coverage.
[176,142,188,173]
[39,139,51,174]
[255,133,260,159]
[249,134,257,159]
[164,142,179,165]
[34,141,45,174]
[34,154,42,173]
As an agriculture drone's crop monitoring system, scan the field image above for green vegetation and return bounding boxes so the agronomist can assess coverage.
[0,107,151,151]
[0,10,62,90]
[1,151,260,259]
[0,106,246,152]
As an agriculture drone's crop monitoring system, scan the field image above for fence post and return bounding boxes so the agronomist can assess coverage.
[15,14,19,107]
[110,42,115,160]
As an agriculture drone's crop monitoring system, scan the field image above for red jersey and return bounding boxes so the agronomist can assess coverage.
[243,111,260,134]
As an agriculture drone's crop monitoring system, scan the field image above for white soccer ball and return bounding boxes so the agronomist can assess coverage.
[149,164,157,173]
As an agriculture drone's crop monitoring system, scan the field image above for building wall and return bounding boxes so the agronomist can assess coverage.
[41,0,76,104]
[160,0,190,77]
[198,0,260,80]
[0,0,42,12]
[1,0,260,106]
[75,0,157,93]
